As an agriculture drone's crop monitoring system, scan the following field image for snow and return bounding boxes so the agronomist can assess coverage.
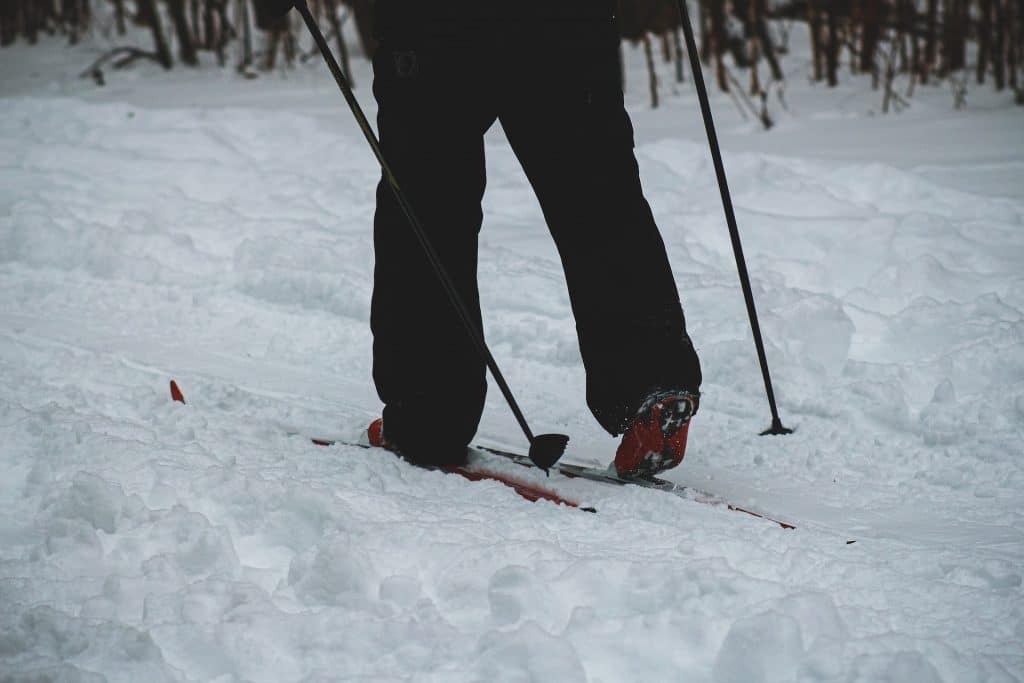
[2,25,1024,682]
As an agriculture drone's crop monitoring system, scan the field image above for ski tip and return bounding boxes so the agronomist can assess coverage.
[170,379,185,404]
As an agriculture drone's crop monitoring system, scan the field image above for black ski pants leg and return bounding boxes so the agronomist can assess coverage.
[497,35,701,435]
[371,43,498,463]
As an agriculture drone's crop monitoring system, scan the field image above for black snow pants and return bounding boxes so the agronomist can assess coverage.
[371,1,701,462]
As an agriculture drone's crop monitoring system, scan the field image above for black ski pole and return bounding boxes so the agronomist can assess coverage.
[675,0,792,436]
[274,0,570,468]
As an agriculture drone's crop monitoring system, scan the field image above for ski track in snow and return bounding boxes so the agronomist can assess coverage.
[2,36,1024,683]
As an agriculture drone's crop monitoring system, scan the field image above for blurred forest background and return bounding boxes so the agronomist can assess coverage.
[2,0,1022,121]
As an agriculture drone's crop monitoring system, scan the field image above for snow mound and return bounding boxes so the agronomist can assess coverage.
[1,45,1022,682]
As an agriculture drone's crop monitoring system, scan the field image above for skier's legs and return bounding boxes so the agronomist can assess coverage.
[497,26,701,435]
[371,36,498,462]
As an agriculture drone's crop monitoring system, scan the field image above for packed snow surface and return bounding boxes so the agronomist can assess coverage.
[2,30,1023,683]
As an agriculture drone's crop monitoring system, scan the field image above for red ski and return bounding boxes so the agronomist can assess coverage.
[167,379,819,534]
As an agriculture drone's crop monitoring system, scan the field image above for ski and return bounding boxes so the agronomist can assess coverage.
[169,380,593,512]
[475,445,796,530]
[168,380,802,530]
[308,436,795,530]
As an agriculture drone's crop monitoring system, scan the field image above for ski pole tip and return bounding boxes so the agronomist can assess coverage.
[760,418,793,436]
[529,433,570,472]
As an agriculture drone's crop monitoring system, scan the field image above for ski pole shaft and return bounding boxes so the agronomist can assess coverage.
[294,0,570,464]
[675,0,791,435]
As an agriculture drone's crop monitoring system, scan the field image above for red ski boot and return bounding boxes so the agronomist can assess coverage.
[614,391,698,479]
[367,417,393,450]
